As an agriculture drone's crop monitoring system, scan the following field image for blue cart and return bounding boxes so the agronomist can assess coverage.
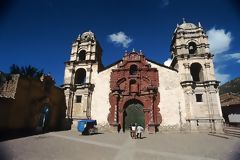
[77,119,98,135]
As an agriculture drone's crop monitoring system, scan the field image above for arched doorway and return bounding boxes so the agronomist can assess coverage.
[123,99,145,132]
[37,105,50,132]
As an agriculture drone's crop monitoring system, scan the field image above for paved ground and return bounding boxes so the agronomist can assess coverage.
[0,130,240,160]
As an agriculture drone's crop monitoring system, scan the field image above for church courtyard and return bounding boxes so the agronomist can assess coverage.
[0,131,239,160]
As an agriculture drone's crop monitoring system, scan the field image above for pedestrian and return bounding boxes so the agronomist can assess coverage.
[131,123,137,139]
[129,123,133,138]
[136,125,144,139]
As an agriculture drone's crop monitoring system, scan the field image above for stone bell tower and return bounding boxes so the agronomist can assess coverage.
[62,31,103,120]
[170,20,223,132]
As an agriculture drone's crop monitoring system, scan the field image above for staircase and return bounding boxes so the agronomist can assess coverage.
[223,126,240,138]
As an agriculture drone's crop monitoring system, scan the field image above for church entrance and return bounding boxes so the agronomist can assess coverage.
[123,99,145,132]
[108,51,161,132]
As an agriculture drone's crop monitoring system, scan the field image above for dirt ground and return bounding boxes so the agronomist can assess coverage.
[0,130,240,160]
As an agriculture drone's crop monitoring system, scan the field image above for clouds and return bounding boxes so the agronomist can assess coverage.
[207,28,232,54]
[225,53,240,63]
[108,32,132,48]
[164,58,172,67]
[215,67,231,84]
[207,27,236,84]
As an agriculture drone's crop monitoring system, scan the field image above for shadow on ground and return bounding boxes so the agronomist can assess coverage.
[0,129,46,142]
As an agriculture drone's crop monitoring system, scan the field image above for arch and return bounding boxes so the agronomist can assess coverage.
[75,68,86,84]
[37,105,50,132]
[78,50,86,61]
[123,99,145,132]
[188,42,197,54]
[130,64,138,75]
[190,63,204,81]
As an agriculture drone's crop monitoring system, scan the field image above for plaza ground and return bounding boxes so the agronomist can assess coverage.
[0,130,240,160]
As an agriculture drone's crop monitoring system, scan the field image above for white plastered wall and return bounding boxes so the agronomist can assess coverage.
[91,64,118,124]
[149,62,186,127]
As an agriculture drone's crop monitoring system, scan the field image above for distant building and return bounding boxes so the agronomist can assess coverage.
[221,93,240,127]
[62,21,223,132]
[0,72,66,132]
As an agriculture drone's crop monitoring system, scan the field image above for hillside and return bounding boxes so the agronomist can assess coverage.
[219,77,240,95]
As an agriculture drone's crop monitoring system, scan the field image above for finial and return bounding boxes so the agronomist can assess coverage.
[182,18,186,23]
[132,48,135,52]
[124,50,128,56]
[77,34,81,40]
[198,22,202,27]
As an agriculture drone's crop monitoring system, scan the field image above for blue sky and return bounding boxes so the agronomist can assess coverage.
[0,0,240,85]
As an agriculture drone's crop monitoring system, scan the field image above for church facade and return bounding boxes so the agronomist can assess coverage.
[62,21,223,132]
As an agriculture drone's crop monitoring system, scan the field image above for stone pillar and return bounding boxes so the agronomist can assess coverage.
[148,94,156,133]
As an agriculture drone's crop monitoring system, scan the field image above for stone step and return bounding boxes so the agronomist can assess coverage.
[224,130,240,134]
[224,126,240,131]
[223,130,240,138]
[223,128,240,133]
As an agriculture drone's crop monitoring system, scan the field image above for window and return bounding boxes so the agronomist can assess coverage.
[76,95,82,103]
[196,94,203,102]
[130,65,138,75]
[188,42,197,54]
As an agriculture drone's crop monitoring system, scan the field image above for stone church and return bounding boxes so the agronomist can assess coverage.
[62,21,223,133]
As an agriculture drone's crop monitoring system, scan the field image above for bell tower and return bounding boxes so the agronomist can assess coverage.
[170,20,223,132]
[62,31,103,120]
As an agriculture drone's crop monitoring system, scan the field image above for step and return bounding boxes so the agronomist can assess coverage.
[224,131,240,137]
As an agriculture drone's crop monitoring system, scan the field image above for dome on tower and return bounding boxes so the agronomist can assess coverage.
[178,18,198,30]
[179,22,197,29]
[79,31,96,42]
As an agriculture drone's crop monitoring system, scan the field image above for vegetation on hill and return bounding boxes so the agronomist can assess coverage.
[219,77,240,95]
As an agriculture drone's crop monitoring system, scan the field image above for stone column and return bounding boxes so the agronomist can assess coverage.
[148,94,156,133]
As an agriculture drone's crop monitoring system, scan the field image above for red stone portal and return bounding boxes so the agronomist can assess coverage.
[108,51,161,132]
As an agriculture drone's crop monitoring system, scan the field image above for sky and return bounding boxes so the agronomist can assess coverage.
[0,0,240,86]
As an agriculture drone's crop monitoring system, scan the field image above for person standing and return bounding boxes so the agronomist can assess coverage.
[131,123,137,139]
[136,125,144,139]
[129,123,133,138]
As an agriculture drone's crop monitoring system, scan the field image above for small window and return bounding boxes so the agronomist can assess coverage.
[130,65,138,75]
[76,95,82,103]
[196,94,203,102]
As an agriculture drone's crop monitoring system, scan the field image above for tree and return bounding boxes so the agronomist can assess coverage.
[10,64,44,79]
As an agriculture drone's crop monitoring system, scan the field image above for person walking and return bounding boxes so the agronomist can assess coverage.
[131,123,137,139]
[129,123,133,138]
[136,125,144,139]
